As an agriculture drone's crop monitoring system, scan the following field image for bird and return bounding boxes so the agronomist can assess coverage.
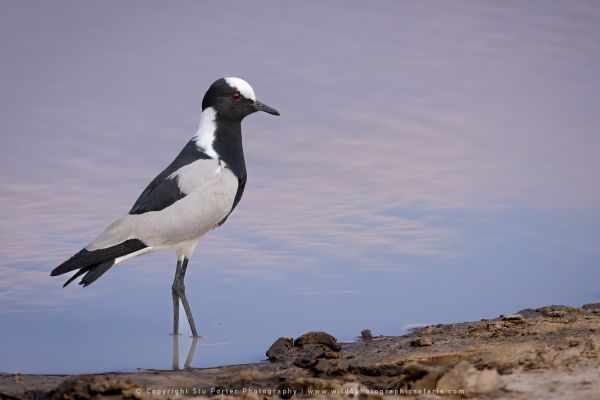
[50,77,279,337]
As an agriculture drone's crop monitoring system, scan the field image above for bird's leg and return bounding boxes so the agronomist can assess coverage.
[184,336,199,369]
[172,259,183,335]
[172,258,198,336]
[172,333,180,370]
[176,258,199,337]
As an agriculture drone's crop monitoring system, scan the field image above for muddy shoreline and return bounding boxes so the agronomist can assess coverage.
[2,303,599,399]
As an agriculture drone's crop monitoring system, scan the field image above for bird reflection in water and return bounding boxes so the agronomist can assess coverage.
[172,335,199,370]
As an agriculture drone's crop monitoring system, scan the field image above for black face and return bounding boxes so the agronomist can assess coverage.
[201,78,279,120]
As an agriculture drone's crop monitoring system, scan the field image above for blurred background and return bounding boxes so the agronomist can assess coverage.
[1,0,599,373]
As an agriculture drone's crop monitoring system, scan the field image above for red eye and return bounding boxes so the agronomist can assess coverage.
[231,92,241,102]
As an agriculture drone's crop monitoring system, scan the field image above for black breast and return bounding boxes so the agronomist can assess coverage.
[212,119,247,225]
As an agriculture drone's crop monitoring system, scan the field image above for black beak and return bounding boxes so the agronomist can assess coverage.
[253,100,280,116]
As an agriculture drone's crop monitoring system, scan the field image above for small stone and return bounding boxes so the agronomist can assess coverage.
[568,337,581,347]
[360,329,373,340]
[324,351,339,359]
[502,314,524,321]
[266,337,293,360]
[294,331,341,351]
[410,337,433,347]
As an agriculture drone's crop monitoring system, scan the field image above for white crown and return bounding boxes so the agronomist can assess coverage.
[224,77,256,101]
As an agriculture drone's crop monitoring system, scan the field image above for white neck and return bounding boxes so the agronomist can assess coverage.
[193,107,218,159]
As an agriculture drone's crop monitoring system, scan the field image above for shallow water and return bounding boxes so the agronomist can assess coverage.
[1,1,600,373]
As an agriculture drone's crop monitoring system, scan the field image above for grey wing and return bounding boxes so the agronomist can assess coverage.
[129,172,185,215]
[89,157,234,251]
[129,140,212,215]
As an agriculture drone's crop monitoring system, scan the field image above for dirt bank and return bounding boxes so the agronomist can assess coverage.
[1,303,599,399]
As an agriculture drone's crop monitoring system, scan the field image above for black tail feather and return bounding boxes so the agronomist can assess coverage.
[51,239,146,276]
[63,267,89,287]
[62,261,115,288]
[53,239,146,287]
[79,261,114,287]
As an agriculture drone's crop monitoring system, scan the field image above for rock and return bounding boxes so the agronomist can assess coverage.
[582,303,600,310]
[277,379,304,399]
[324,351,339,359]
[404,362,446,388]
[502,314,524,321]
[294,331,341,351]
[356,361,404,376]
[437,361,502,395]
[544,310,566,318]
[52,376,142,399]
[517,308,542,319]
[401,362,431,380]
[487,322,503,332]
[312,359,346,375]
[414,368,446,389]
[539,305,572,318]
[410,337,433,347]
[266,337,293,360]
[294,346,325,368]
[53,378,91,399]
[294,356,317,369]
[360,329,373,340]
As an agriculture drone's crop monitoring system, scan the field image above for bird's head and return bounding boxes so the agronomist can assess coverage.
[202,77,280,120]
